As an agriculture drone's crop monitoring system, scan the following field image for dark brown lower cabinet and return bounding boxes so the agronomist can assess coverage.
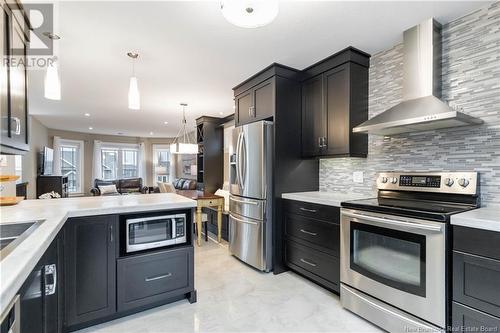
[452,302,500,332]
[64,215,118,329]
[452,226,500,331]
[117,247,194,312]
[283,199,340,293]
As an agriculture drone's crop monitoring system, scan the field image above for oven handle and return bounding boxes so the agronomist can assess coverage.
[342,211,443,232]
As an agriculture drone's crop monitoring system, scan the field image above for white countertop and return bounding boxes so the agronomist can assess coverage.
[451,205,500,232]
[0,193,196,315]
[281,191,372,207]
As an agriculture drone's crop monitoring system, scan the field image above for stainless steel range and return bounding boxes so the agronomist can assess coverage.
[340,172,480,332]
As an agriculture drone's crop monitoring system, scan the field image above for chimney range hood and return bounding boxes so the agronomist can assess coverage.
[353,18,482,136]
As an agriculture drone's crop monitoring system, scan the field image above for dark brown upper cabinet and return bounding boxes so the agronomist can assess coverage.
[234,77,275,126]
[233,64,300,127]
[1,1,31,155]
[301,47,370,158]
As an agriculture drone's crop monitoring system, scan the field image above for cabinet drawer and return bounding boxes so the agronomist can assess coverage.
[117,247,194,312]
[285,213,339,256]
[452,302,500,332]
[453,251,500,318]
[285,240,339,290]
[283,199,340,222]
[454,226,500,261]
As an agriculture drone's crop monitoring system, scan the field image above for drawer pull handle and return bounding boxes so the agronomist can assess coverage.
[145,273,172,282]
[299,207,317,213]
[300,258,317,267]
[300,229,317,236]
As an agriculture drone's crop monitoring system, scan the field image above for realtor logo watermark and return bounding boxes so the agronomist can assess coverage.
[3,2,56,70]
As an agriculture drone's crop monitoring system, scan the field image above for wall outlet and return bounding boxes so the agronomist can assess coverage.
[0,155,7,167]
[353,171,364,183]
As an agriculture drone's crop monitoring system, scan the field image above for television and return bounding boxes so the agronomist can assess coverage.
[38,147,54,175]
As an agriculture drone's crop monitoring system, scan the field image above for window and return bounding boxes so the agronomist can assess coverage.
[101,144,140,180]
[153,145,172,183]
[59,140,84,194]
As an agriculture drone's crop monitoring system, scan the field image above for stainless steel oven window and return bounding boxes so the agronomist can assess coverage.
[350,222,426,297]
[128,218,172,245]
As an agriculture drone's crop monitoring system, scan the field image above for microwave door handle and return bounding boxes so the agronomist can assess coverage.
[343,211,443,233]
[171,218,176,239]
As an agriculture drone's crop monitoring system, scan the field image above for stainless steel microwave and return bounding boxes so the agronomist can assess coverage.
[126,214,187,253]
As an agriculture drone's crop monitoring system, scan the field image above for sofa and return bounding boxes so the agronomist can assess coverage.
[90,178,148,196]
[152,178,198,193]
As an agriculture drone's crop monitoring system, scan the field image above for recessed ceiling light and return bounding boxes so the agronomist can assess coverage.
[164,121,168,125]
[43,32,61,40]
[233,105,236,109]
[149,131,154,135]
[88,126,93,130]
[219,112,224,115]
[117,132,124,135]
[84,113,90,117]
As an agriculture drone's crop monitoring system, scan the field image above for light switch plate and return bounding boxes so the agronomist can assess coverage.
[0,155,7,167]
[353,171,364,183]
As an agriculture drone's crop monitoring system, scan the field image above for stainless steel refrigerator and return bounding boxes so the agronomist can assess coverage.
[229,120,273,272]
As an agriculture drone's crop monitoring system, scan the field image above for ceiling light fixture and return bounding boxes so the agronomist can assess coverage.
[220,0,279,28]
[150,131,154,136]
[43,32,61,40]
[84,113,90,117]
[170,103,198,155]
[88,126,93,130]
[127,52,140,110]
[164,121,168,125]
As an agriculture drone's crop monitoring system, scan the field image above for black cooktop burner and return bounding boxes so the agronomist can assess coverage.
[341,196,478,222]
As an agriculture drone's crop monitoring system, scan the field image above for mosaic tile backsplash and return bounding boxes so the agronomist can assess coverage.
[319,2,500,204]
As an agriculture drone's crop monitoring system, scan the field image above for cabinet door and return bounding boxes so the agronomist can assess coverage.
[253,78,274,120]
[324,64,350,155]
[235,91,252,126]
[452,302,500,332]
[43,234,62,333]
[20,262,44,333]
[7,13,28,150]
[1,6,8,140]
[64,215,117,327]
[301,75,324,157]
[453,251,500,318]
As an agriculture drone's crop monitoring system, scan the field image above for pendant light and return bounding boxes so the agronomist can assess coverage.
[170,103,198,155]
[43,32,61,100]
[127,52,140,110]
[220,0,279,28]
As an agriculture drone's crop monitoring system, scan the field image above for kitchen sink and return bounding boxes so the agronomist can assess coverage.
[0,220,45,259]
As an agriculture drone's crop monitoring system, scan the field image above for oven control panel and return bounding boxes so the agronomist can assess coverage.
[377,172,478,195]
[399,175,441,188]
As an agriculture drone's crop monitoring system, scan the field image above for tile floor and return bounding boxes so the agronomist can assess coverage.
[78,236,381,333]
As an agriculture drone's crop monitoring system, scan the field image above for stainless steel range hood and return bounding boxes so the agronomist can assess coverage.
[353,18,482,136]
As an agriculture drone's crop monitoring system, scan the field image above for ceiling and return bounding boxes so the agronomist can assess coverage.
[29,1,490,138]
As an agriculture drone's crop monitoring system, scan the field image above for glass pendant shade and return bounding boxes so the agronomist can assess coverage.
[170,103,198,155]
[44,58,61,100]
[128,76,140,110]
[220,0,279,28]
[170,142,199,155]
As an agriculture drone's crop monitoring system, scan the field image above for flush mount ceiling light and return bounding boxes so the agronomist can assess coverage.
[127,52,140,110]
[220,0,279,28]
[170,103,199,155]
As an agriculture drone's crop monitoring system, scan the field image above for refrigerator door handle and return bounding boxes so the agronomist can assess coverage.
[235,131,243,190]
[240,131,247,190]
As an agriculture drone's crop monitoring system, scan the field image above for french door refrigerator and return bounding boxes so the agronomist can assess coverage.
[229,120,273,272]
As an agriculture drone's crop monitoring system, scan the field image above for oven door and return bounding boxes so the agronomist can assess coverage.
[340,209,446,328]
[126,215,176,252]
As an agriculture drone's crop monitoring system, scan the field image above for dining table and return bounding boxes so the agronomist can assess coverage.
[175,190,225,246]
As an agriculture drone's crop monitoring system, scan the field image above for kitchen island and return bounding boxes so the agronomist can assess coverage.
[0,193,197,331]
